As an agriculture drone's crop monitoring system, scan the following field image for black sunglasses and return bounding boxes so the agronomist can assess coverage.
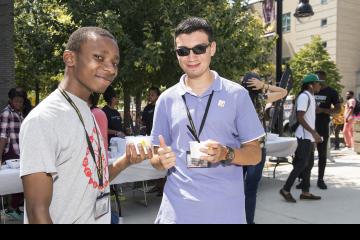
[175,43,211,57]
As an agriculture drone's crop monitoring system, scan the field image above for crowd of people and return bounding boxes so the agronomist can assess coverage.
[0,17,356,224]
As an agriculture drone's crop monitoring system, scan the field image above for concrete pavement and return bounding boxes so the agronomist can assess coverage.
[121,148,360,224]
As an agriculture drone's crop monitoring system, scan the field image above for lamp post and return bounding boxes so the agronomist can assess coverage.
[276,0,314,85]
[274,0,314,135]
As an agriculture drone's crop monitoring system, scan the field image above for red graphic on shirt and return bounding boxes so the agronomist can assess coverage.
[82,127,109,190]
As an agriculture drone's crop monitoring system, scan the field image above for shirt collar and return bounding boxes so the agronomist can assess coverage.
[178,70,223,97]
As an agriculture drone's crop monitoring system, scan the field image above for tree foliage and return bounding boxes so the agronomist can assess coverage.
[14,0,75,103]
[15,0,274,97]
[289,36,343,95]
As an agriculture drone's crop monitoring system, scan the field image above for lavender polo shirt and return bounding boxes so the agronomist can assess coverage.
[151,71,265,224]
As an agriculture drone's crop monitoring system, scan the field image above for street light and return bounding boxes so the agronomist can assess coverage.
[276,0,314,85]
[274,0,314,135]
[294,0,315,18]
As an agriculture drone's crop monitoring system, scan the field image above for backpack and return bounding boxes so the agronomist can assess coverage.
[289,92,311,133]
[353,99,360,116]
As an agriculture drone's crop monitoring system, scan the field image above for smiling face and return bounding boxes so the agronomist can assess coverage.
[64,34,120,95]
[175,31,216,80]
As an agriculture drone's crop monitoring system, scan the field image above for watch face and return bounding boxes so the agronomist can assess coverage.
[226,147,235,162]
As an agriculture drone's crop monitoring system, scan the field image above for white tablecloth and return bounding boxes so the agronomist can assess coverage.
[0,167,23,196]
[265,137,298,157]
[0,161,166,196]
[0,137,295,195]
[111,160,166,185]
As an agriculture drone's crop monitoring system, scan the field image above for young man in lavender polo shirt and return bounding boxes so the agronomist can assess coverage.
[150,17,265,224]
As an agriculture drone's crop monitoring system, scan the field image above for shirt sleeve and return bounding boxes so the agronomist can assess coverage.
[297,93,310,112]
[151,95,172,147]
[20,116,58,177]
[235,91,265,144]
[0,110,10,139]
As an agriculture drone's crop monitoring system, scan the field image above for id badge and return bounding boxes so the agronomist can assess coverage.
[186,151,210,168]
[94,192,110,220]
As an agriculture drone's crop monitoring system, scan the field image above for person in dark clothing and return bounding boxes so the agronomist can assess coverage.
[15,88,33,118]
[102,86,125,144]
[314,71,341,190]
[142,87,161,136]
[297,71,341,190]
[142,87,165,196]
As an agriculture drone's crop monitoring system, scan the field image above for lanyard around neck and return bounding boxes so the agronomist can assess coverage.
[58,88,104,187]
[182,91,214,142]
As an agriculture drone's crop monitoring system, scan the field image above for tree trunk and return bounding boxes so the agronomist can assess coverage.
[135,91,142,124]
[123,86,132,133]
[35,80,40,105]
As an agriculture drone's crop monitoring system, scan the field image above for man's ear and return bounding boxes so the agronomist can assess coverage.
[63,50,76,67]
[210,41,217,57]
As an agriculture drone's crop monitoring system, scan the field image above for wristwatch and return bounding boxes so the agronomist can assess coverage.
[221,146,235,166]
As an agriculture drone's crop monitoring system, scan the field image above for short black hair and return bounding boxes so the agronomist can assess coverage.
[315,70,327,80]
[175,17,214,42]
[8,88,25,100]
[103,86,117,104]
[66,27,116,53]
[149,87,161,97]
[347,91,355,96]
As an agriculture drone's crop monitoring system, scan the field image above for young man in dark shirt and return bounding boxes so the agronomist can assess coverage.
[142,87,161,136]
[298,71,341,190]
[102,86,125,143]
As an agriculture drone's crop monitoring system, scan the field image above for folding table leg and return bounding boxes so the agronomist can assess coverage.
[142,181,148,207]
[1,196,6,224]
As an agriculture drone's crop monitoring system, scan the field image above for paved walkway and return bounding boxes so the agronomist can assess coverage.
[121,149,360,224]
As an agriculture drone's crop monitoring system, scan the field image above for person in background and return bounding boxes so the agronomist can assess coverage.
[89,93,109,152]
[280,74,323,203]
[16,88,33,118]
[312,71,340,190]
[0,88,25,220]
[343,91,357,149]
[142,87,164,196]
[102,86,126,143]
[241,75,287,224]
[332,97,345,150]
[142,87,161,136]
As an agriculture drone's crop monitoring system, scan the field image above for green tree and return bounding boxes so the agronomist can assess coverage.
[289,36,343,95]
[63,0,274,125]
[15,0,275,125]
[14,0,74,104]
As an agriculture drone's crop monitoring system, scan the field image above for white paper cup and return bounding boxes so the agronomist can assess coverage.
[126,136,153,154]
[189,141,207,159]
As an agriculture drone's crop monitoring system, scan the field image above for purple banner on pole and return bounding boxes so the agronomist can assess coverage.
[263,0,276,24]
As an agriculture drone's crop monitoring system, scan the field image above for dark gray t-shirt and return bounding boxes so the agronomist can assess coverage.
[20,90,110,224]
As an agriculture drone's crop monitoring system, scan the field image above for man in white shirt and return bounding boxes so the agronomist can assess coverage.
[280,74,323,203]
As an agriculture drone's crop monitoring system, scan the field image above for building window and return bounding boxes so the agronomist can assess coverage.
[321,18,328,27]
[321,0,328,5]
[282,13,291,33]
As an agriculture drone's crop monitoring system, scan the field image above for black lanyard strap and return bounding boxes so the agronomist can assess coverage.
[59,88,104,187]
[182,91,214,141]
